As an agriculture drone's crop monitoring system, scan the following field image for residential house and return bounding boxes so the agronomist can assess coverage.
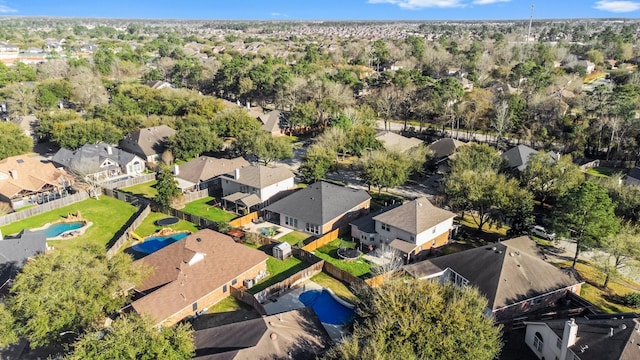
[625,166,640,186]
[258,109,287,137]
[193,307,333,360]
[404,236,583,323]
[375,131,423,153]
[146,80,173,90]
[351,197,455,260]
[52,143,144,183]
[264,181,371,236]
[427,137,468,171]
[524,314,640,360]
[174,156,250,193]
[131,229,268,326]
[502,144,559,172]
[0,230,47,293]
[0,154,74,209]
[220,165,294,214]
[119,125,176,164]
[0,42,19,59]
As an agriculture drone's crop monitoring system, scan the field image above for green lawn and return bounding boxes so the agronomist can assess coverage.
[314,239,372,278]
[182,197,237,223]
[133,212,198,237]
[311,272,357,303]
[121,180,158,199]
[585,167,617,178]
[278,231,310,246]
[207,296,244,314]
[248,256,309,294]
[0,196,138,252]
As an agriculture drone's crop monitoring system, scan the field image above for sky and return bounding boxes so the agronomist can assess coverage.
[2,0,640,20]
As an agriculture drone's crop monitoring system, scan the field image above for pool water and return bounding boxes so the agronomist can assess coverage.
[298,289,355,325]
[132,232,189,254]
[34,221,85,238]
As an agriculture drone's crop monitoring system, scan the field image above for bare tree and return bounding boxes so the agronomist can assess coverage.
[491,100,512,149]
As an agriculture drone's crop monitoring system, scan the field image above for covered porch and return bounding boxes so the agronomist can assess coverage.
[222,192,262,215]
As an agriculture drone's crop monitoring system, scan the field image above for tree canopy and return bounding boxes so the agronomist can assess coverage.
[0,122,33,160]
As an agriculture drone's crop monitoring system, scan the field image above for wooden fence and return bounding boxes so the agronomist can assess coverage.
[0,192,90,227]
[252,260,325,303]
[101,173,156,189]
[229,211,259,228]
[164,207,219,230]
[181,189,209,203]
[230,285,267,316]
[106,204,151,258]
[301,229,339,252]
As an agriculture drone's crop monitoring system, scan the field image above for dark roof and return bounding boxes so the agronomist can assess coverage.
[404,236,583,310]
[0,230,47,285]
[427,138,467,159]
[258,110,286,134]
[52,143,140,174]
[350,202,403,234]
[265,181,371,226]
[502,144,540,171]
[535,315,640,360]
[373,197,455,235]
[627,167,640,181]
[119,125,176,158]
[177,156,249,184]
[193,307,332,360]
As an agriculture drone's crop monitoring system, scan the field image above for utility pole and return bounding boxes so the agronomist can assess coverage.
[527,4,535,42]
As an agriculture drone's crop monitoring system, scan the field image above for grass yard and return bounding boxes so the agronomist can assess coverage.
[554,260,639,314]
[121,180,158,199]
[314,239,372,278]
[311,272,357,303]
[182,197,237,223]
[207,296,244,314]
[133,212,198,237]
[248,256,309,294]
[278,231,310,246]
[0,196,137,252]
[585,167,620,178]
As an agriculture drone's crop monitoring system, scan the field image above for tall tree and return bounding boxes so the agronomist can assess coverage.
[0,303,17,349]
[299,145,336,183]
[597,222,640,288]
[155,165,181,209]
[359,150,412,193]
[552,181,620,268]
[0,122,33,160]
[520,153,585,206]
[325,279,502,360]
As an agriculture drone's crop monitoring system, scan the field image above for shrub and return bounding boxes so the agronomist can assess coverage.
[622,292,640,308]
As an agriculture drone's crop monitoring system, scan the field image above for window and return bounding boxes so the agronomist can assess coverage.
[305,223,320,235]
[533,332,544,353]
[285,216,298,228]
[192,302,198,312]
[381,223,390,231]
[223,284,228,293]
[232,278,237,286]
[410,236,415,242]
[556,337,562,349]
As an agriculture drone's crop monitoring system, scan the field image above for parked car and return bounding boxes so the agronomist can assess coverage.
[530,225,556,241]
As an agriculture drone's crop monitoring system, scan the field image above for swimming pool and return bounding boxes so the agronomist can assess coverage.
[131,232,189,254]
[258,226,281,237]
[34,221,85,238]
[298,289,355,325]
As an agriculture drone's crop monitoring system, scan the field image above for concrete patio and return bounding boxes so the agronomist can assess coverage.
[240,220,293,241]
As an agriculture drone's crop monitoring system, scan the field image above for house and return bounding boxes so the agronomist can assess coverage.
[174,156,249,193]
[351,197,455,260]
[404,236,583,322]
[502,144,559,172]
[119,125,176,164]
[0,154,74,210]
[52,143,145,183]
[146,80,173,90]
[258,109,287,137]
[220,165,294,214]
[131,229,268,326]
[427,137,468,171]
[264,181,371,236]
[193,307,333,360]
[624,166,640,186]
[375,131,423,153]
[524,314,640,360]
[0,230,47,292]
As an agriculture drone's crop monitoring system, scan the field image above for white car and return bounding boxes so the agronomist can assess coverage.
[531,225,556,241]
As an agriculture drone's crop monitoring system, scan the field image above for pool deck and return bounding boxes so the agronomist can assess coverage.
[241,221,293,240]
[262,280,348,343]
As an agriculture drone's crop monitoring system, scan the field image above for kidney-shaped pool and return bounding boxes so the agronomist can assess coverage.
[298,289,355,325]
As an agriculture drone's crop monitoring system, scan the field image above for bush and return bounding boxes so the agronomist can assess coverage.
[622,292,640,308]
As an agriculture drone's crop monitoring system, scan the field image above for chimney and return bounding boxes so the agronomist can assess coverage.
[246,101,250,109]
[106,145,113,155]
[173,164,179,176]
[9,169,17,179]
[560,318,578,360]
[609,327,614,337]
[234,168,240,180]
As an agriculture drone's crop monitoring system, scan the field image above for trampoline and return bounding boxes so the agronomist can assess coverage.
[156,217,179,226]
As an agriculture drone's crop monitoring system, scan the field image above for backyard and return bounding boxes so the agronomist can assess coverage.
[278,230,310,246]
[248,256,309,294]
[310,272,357,303]
[133,212,198,237]
[121,180,158,199]
[0,196,138,252]
[313,239,372,278]
[182,196,237,223]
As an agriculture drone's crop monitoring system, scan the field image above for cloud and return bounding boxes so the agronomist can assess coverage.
[472,0,510,4]
[594,0,640,12]
[0,2,17,13]
[367,0,466,9]
[271,12,289,17]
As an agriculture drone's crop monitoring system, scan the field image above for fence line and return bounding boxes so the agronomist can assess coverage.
[106,204,151,258]
[301,229,339,252]
[101,173,156,190]
[322,261,369,289]
[252,260,324,303]
[181,189,209,203]
[230,285,267,316]
[0,192,90,227]
[229,211,259,228]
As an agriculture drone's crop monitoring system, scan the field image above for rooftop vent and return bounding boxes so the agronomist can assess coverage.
[196,237,202,242]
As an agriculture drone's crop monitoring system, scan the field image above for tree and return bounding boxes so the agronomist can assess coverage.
[325,279,502,360]
[449,143,505,174]
[66,314,194,360]
[7,245,144,348]
[299,145,336,183]
[0,303,17,349]
[51,120,123,149]
[247,133,293,166]
[597,222,640,288]
[155,165,181,209]
[552,181,620,268]
[520,153,584,206]
[491,100,512,149]
[359,150,411,193]
[0,122,33,160]
[167,126,222,160]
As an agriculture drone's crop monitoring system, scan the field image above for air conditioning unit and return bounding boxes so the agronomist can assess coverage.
[244,279,254,289]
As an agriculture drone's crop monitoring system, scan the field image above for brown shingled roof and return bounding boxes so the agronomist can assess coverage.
[177,156,249,184]
[0,154,73,200]
[373,197,455,235]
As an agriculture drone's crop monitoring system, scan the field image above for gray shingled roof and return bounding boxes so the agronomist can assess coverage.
[404,236,583,310]
[52,143,139,174]
[502,144,538,171]
[373,197,455,235]
[0,230,46,265]
[258,110,286,134]
[119,125,175,158]
[265,181,371,226]
[427,138,467,159]
[177,156,249,184]
[222,165,293,189]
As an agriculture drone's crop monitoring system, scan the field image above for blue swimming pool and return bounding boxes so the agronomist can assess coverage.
[132,232,189,254]
[299,289,355,325]
[34,221,84,238]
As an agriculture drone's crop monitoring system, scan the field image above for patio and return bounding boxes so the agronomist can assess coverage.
[241,220,293,241]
